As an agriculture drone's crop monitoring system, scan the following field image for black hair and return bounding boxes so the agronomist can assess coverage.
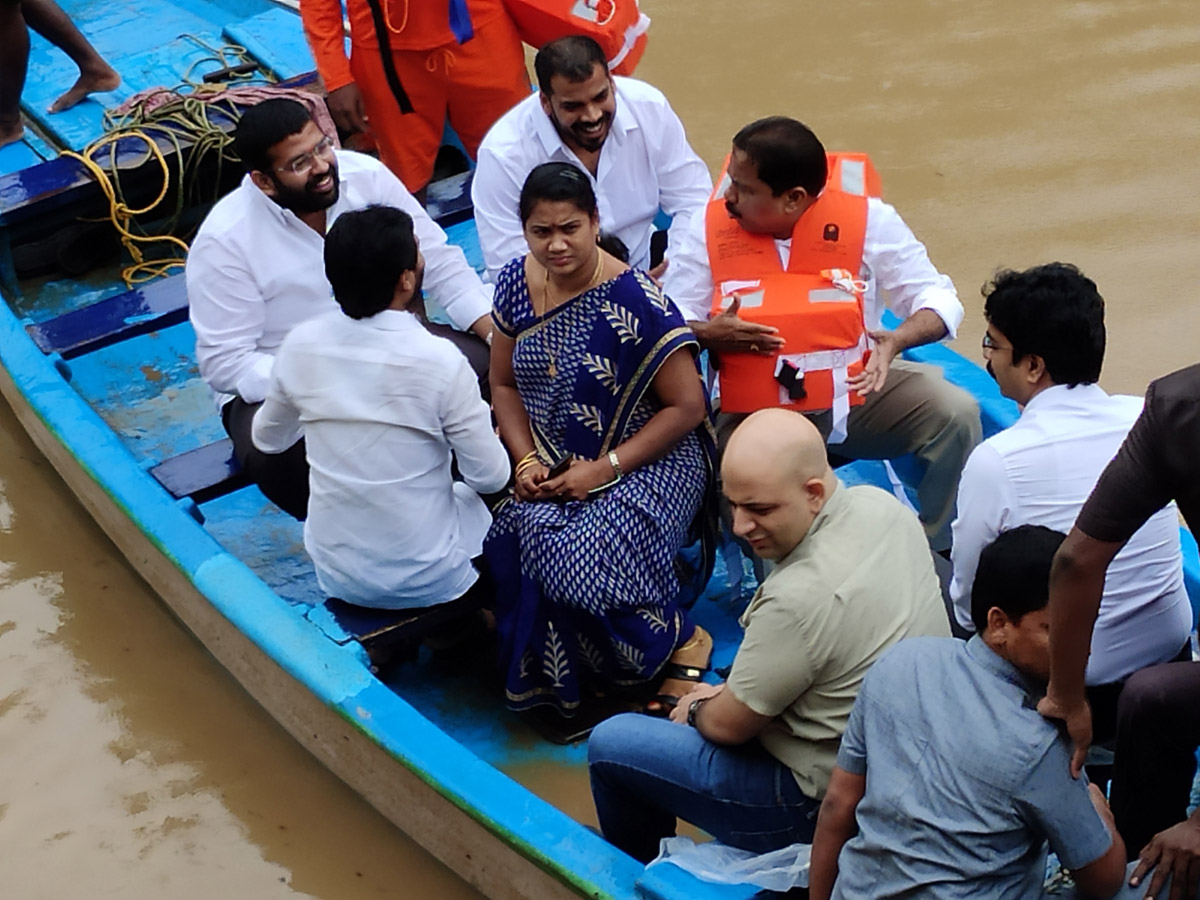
[597,231,630,263]
[534,35,609,94]
[970,525,1066,633]
[982,263,1105,387]
[731,117,827,197]
[324,206,417,320]
[518,162,598,224]
[233,98,314,174]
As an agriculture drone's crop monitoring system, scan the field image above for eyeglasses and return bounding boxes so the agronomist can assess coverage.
[275,135,336,176]
[981,332,1013,355]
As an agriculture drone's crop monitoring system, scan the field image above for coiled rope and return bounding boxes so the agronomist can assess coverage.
[60,36,276,286]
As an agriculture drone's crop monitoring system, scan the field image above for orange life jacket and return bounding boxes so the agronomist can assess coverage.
[502,0,650,75]
[707,152,881,437]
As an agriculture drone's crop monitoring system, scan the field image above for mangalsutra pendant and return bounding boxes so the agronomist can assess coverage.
[548,361,557,378]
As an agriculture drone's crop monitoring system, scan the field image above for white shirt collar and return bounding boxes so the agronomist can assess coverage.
[1022,381,1108,414]
[361,308,422,331]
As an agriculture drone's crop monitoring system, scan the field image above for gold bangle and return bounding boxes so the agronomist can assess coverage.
[515,458,541,478]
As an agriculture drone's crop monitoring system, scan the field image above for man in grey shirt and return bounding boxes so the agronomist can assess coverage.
[809,525,1126,900]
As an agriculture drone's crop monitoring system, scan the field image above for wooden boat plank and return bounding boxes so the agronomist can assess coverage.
[26,272,188,357]
[223,7,325,81]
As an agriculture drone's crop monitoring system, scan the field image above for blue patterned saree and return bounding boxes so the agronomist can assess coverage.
[486,259,716,715]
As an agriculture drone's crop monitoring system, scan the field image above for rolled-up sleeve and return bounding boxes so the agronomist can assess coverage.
[864,198,962,338]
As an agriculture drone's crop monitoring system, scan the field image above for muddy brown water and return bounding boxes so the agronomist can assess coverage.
[2,1,1198,896]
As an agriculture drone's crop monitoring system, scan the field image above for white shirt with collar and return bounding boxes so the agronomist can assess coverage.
[950,382,1191,684]
[187,149,492,409]
[662,196,964,338]
[471,75,713,281]
[252,308,510,609]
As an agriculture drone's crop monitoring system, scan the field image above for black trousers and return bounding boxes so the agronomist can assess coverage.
[223,321,490,520]
[1110,658,1200,859]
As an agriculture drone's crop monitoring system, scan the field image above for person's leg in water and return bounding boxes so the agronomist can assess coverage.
[0,0,30,147]
[10,0,119,123]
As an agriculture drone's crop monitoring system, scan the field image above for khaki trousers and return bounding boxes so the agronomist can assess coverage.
[716,358,981,552]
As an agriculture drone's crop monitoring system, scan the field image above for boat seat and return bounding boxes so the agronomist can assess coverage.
[148,438,248,504]
[26,273,189,359]
[324,591,484,669]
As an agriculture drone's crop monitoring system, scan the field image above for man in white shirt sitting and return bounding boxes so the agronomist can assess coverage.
[252,206,510,609]
[951,262,1191,742]
[663,117,980,554]
[471,34,712,282]
[187,98,494,519]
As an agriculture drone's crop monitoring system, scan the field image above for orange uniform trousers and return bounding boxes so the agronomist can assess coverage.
[350,12,530,192]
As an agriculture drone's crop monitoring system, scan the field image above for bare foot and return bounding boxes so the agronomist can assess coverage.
[48,64,120,113]
[646,626,713,715]
[0,120,24,149]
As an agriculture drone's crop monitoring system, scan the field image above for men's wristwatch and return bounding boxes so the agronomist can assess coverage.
[686,696,709,728]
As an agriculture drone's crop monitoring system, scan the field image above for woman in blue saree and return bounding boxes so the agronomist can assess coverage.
[486,162,716,719]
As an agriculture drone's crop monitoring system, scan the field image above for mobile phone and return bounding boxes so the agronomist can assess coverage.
[547,453,572,479]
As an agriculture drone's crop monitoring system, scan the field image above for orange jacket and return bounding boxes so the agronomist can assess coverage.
[502,0,649,75]
[707,153,882,421]
[299,0,508,92]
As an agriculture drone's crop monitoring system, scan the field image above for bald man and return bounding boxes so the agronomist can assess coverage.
[587,409,950,864]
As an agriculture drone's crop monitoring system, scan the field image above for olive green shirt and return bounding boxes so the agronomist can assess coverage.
[726,481,950,799]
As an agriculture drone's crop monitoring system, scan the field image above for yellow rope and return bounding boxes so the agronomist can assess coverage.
[60,36,261,288]
[61,130,192,285]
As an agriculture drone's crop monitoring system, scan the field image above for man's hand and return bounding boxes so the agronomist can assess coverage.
[647,258,669,283]
[1131,818,1200,900]
[326,83,369,135]
[692,296,785,355]
[667,682,724,725]
[848,329,899,396]
[1036,691,1092,778]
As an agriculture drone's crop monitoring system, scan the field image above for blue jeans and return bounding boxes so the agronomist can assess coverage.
[588,713,821,863]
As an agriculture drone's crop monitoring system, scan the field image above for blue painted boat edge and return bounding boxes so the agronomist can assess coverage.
[0,298,756,900]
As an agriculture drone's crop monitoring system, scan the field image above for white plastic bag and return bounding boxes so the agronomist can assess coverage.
[648,836,811,891]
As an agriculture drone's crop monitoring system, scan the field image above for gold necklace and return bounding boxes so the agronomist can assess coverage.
[538,250,604,378]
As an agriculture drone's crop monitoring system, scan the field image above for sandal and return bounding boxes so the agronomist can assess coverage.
[643,661,709,718]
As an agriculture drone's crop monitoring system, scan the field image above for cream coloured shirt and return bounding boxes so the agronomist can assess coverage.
[726,481,950,799]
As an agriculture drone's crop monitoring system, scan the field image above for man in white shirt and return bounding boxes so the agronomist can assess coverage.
[471,34,711,281]
[187,98,494,519]
[663,117,979,553]
[252,206,510,609]
[951,262,1190,741]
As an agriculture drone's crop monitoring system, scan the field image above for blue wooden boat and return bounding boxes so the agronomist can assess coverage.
[2,2,1197,899]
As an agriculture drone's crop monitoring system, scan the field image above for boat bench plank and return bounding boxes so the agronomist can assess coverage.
[148,437,248,503]
[324,593,481,663]
[26,272,189,358]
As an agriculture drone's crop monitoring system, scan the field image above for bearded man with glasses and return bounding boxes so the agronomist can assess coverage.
[187,98,495,520]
